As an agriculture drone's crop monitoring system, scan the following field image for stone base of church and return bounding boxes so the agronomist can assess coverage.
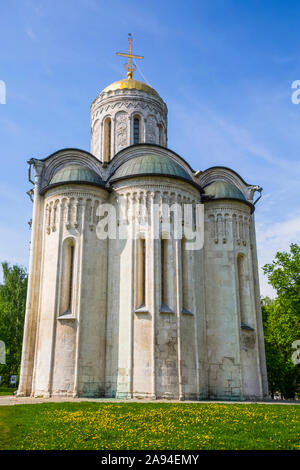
[16,385,268,401]
[15,393,269,403]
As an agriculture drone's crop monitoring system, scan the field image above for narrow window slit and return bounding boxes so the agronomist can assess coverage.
[137,238,146,308]
[134,117,140,144]
[104,117,111,162]
[160,239,173,312]
[68,245,74,311]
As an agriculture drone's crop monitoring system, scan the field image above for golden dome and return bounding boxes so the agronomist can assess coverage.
[102,78,159,97]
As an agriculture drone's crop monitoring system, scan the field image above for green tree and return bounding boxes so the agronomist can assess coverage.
[0,262,28,386]
[262,243,300,399]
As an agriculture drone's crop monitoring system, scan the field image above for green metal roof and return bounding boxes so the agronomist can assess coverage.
[50,164,104,186]
[109,154,193,183]
[204,180,246,201]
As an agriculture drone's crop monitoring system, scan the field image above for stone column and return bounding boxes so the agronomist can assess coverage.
[17,160,44,396]
[72,198,86,397]
[175,238,184,400]
[150,192,157,399]
[249,215,269,398]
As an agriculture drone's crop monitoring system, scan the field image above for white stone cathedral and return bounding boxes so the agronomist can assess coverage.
[18,39,268,401]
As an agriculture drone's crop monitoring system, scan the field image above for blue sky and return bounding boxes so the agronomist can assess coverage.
[0,0,300,296]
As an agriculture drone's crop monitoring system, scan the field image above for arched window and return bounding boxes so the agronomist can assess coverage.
[181,239,188,310]
[61,239,75,314]
[161,239,170,308]
[237,253,250,326]
[161,239,166,306]
[137,238,146,308]
[133,116,140,144]
[159,238,173,312]
[104,117,111,162]
[68,244,75,311]
[181,238,193,314]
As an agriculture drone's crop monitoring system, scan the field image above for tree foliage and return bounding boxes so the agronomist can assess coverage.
[262,243,300,398]
[0,262,28,386]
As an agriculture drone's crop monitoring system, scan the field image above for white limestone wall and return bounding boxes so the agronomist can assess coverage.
[23,176,266,400]
[52,316,77,395]
[155,236,179,399]
[105,177,204,399]
[104,235,123,396]
[32,184,109,397]
[193,246,208,399]
[91,88,168,161]
[180,245,206,400]
[18,162,44,397]
[32,196,63,397]
[204,199,264,400]
[236,213,265,399]
[76,199,109,397]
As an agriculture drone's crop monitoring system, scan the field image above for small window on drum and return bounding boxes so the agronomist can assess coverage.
[61,239,75,315]
[133,116,140,144]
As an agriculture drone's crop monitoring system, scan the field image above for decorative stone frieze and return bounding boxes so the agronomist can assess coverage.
[206,210,250,246]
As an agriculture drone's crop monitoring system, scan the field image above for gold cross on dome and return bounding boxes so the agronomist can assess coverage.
[116,34,144,79]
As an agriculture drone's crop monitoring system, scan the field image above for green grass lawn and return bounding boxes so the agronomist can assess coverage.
[0,402,299,450]
[0,387,16,396]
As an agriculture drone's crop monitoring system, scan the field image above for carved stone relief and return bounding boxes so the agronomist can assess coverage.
[115,112,128,152]
[146,115,157,144]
